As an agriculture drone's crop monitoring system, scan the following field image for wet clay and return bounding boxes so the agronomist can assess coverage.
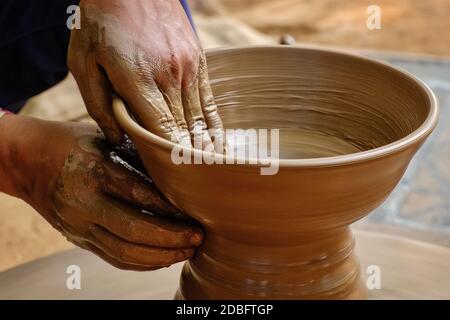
[52,134,202,271]
[113,46,438,299]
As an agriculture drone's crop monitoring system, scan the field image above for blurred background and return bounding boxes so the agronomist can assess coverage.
[1,0,449,271]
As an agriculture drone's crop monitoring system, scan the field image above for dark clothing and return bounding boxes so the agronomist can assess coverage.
[0,0,195,112]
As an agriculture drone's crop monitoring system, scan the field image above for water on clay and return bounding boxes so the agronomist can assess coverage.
[219,101,402,160]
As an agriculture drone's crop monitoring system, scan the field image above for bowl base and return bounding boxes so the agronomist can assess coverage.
[176,227,368,300]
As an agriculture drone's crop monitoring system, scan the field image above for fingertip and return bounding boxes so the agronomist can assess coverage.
[189,231,204,246]
[180,248,196,261]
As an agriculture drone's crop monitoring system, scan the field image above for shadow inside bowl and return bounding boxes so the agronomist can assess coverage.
[207,46,432,159]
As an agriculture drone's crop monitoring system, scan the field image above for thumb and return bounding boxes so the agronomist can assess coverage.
[94,150,182,218]
[69,53,123,145]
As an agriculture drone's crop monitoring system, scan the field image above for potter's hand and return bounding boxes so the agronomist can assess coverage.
[68,0,225,151]
[0,116,203,271]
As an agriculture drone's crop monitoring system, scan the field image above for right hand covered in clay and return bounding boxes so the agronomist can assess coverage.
[0,115,203,271]
[68,0,225,152]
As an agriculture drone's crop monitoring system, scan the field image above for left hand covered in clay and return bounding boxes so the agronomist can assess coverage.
[0,115,203,271]
[68,0,225,152]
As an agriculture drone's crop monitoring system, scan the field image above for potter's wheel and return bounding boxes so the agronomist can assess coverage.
[1,230,449,300]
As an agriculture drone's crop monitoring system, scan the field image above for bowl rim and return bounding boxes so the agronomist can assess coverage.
[113,45,439,168]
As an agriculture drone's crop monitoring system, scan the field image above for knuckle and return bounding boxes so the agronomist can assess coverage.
[184,51,199,69]
[166,51,179,66]
[115,242,129,262]
[158,113,178,132]
[203,100,219,114]
[191,116,207,129]
[193,115,207,124]
[190,121,208,138]
[124,217,138,240]
[199,52,207,67]
[160,52,181,81]
[176,120,189,131]
[182,53,200,85]
[169,63,181,79]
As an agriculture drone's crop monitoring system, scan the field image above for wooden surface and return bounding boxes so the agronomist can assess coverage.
[0,230,449,300]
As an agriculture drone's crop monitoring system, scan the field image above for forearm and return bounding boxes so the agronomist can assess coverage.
[0,113,26,198]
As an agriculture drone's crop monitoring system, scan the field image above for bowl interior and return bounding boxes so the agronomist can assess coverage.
[206,47,431,159]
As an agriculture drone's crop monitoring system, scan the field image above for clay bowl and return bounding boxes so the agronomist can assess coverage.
[113,46,438,299]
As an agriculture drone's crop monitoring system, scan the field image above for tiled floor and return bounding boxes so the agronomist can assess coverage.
[357,53,450,243]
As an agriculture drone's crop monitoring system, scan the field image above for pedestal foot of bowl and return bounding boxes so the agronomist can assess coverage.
[176,227,368,300]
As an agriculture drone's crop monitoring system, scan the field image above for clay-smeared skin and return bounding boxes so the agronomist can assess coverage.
[114,46,438,299]
[0,116,203,271]
[68,0,225,152]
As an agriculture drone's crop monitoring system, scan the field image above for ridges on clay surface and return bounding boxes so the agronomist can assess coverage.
[113,46,438,299]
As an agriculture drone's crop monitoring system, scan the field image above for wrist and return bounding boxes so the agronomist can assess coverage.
[0,115,51,204]
[0,113,21,198]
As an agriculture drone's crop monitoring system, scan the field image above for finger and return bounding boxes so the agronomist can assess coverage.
[182,78,214,151]
[55,211,187,270]
[87,225,195,267]
[84,194,203,248]
[198,56,226,153]
[82,242,160,271]
[94,158,181,217]
[160,87,192,148]
[69,54,123,145]
[114,81,185,145]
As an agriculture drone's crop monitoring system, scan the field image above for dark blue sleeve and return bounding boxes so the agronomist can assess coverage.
[180,0,196,32]
[0,0,77,112]
[0,0,195,113]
